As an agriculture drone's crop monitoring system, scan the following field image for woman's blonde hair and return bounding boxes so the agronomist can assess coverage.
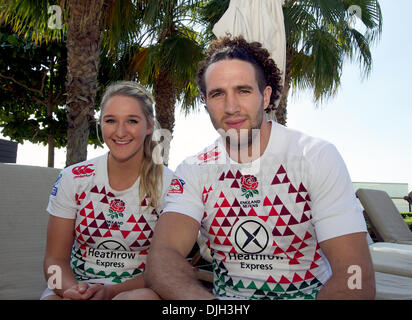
[99,81,163,211]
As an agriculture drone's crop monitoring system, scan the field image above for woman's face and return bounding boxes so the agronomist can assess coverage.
[101,95,152,165]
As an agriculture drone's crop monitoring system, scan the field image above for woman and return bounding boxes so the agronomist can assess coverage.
[41,81,173,300]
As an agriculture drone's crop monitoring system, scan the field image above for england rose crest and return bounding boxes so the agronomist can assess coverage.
[240,175,259,199]
[108,199,126,219]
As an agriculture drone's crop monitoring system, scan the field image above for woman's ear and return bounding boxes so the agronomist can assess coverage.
[147,120,155,135]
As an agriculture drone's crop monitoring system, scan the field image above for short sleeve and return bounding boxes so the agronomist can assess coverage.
[156,165,175,213]
[46,168,77,219]
[162,161,204,224]
[307,143,367,243]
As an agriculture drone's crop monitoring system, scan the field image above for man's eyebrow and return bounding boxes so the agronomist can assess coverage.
[207,88,224,97]
[236,85,254,90]
[102,114,143,119]
[207,85,254,97]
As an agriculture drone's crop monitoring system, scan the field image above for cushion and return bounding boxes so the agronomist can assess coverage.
[356,188,412,243]
[0,163,60,299]
[375,271,412,300]
[369,242,412,278]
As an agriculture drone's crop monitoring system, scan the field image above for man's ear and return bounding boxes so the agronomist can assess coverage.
[263,86,272,110]
[201,95,209,113]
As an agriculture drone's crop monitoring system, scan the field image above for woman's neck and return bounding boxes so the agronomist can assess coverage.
[107,152,142,191]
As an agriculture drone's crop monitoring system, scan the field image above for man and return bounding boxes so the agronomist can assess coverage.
[145,36,375,300]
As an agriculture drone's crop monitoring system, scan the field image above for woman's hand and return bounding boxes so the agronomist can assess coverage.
[63,282,107,300]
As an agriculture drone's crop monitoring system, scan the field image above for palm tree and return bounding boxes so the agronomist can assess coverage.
[199,0,383,125]
[0,0,142,166]
[64,0,106,166]
[124,0,206,164]
[1,0,206,166]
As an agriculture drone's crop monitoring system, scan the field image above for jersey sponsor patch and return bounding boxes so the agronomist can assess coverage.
[197,146,220,163]
[168,178,185,194]
[72,164,95,178]
[50,173,62,196]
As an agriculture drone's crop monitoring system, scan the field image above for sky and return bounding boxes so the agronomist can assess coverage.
[6,0,412,192]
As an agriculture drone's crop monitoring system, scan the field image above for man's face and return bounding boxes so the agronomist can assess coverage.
[203,59,272,148]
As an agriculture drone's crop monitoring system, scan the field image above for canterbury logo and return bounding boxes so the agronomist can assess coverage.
[72,164,95,178]
[197,146,220,163]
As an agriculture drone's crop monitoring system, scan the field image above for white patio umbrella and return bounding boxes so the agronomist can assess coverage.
[212,0,286,110]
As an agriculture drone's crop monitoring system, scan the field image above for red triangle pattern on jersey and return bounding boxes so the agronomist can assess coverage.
[76,210,155,247]
[75,192,86,205]
[271,165,289,185]
[129,215,155,249]
[214,250,227,262]
[209,191,239,247]
[264,270,318,288]
[74,189,157,250]
[90,185,116,204]
[207,165,321,283]
[267,165,318,267]
[217,169,242,188]
[202,185,213,204]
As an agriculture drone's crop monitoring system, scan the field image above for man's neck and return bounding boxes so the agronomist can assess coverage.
[225,120,272,164]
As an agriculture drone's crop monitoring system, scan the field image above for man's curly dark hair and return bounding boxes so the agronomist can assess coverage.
[196,35,282,113]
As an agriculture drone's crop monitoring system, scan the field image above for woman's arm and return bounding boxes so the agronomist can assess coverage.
[43,215,78,298]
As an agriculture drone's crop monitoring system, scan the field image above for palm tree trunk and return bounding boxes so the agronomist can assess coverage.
[46,102,55,168]
[153,68,176,166]
[65,0,105,167]
[273,44,294,126]
[47,59,55,168]
[47,133,55,167]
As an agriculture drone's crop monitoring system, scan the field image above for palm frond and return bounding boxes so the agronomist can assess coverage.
[348,27,372,76]
[0,0,66,43]
[347,0,383,44]
[283,0,382,104]
[283,3,317,43]
[301,0,347,26]
[101,0,143,52]
[196,0,228,41]
[294,26,344,103]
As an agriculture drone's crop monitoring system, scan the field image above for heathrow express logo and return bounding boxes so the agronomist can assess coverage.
[234,219,269,254]
[97,240,128,251]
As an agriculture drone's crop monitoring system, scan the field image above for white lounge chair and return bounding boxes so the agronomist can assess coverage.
[357,188,412,299]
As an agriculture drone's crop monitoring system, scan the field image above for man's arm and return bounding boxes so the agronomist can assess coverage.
[316,232,375,299]
[145,212,215,300]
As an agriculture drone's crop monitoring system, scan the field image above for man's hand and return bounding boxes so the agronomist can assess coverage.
[145,212,215,299]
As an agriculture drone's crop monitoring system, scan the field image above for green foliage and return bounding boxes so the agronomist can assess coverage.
[0,0,66,44]
[403,216,412,231]
[125,0,207,114]
[401,213,412,218]
[284,0,382,103]
[0,26,103,150]
[198,0,383,104]
[0,25,67,147]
